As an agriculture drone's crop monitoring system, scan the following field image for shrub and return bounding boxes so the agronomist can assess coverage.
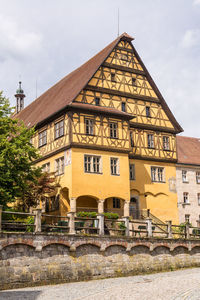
[77,211,97,218]
[103,212,119,219]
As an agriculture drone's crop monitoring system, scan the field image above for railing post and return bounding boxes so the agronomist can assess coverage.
[97,214,104,236]
[0,205,2,232]
[147,209,150,217]
[67,212,75,235]
[166,220,172,238]
[34,208,42,233]
[146,218,153,238]
[185,223,190,239]
[123,216,130,237]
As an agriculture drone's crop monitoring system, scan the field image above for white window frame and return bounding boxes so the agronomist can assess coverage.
[163,136,170,151]
[183,192,189,204]
[185,214,190,223]
[84,155,102,174]
[182,170,188,183]
[110,157,119,175]
[147,134,154,148]
[55,156,64,176]
[38,129,47,147]
[55,120,64,139]
[85,118,94,135]
[196,172,200,184]
[151,166,165,183]
[42,162,50,173]
[130,164,135,180]
[110,122,118,139]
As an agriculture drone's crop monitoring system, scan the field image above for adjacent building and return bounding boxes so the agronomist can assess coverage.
[14,33,183,223]
[176,136,200,226]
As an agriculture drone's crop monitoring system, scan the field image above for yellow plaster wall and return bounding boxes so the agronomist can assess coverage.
[70,148,130,201]
[130,159,179,224]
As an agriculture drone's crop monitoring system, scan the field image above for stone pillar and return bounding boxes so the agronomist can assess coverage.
[97,214,104,236]
[123,216,129,237]
[124,201,130,217]
[98,200,104,214]
[67,212,75,235]
[34,208,42,233]
[70,197,76,213]
[0,205,2,232]
[185,223,190,239]
[166,220,172,238]
[146,218,153,238]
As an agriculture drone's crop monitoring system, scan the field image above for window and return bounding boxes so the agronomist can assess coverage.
[146,106,151,117]
[55,120,64,139]
[185,214,190,223]
[183,192,189,204]
[132,77,136,85]
[147,134,154,148]
[110,122,118,138]
[55,156,64,176]
[198,193,200,205]
[110,157,119,175]
[84,155,101,174]
[39,130,47,147]
[42,162,50,173]
[196,172,200,184]
[130,131,134,147]
[121,102,126,112]
[130,164,135,180]
[113,197,120,208]
[163,136,170,150]
[85,119,94,135]
[111,73,116,82]
[151,167,165,182]
[182,170,188,183]
[95,97,100,106]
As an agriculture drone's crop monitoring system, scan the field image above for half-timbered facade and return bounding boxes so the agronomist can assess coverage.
[14,33,183,223]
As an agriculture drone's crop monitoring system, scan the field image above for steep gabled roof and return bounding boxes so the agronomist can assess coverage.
[14,32,182,133]
[15,33,133,127]
[177,136,200,166]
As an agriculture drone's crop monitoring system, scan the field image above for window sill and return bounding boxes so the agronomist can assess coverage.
[111,173,120,176]
[151,180,166,183]
[85,133,95,136]
[85,171,103,175]
[55,134,64,140]
[38,143,47,148]
[182,181,189,184]
[182,202,190,206]
[110,137,118,139]
[163,149,171,152]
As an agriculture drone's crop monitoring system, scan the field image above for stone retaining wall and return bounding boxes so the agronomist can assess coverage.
[1,233,200,290]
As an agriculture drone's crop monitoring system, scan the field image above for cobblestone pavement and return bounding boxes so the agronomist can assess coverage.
[1,268,200,300]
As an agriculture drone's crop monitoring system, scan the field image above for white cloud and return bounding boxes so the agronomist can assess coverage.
[0,15,42,60]
[181,29,200,48]
[193,0,200,5]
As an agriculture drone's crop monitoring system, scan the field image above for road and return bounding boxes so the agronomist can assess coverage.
[1,268,200,300]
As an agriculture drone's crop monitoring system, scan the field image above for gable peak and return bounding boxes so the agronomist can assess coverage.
[119,32,134,42]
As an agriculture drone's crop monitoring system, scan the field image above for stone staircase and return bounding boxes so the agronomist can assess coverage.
[141,209,168,234]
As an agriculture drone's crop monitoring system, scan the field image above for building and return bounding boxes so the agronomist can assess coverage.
[14,33,183,223]
[176,136,200,226]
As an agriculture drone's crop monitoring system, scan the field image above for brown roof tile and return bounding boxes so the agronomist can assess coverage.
[177,136,200,165]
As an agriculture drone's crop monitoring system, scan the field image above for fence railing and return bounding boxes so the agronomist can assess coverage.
[0,206,200,239]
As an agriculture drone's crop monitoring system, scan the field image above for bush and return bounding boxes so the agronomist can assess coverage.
[103,212,119,219]
[77,211,97,218]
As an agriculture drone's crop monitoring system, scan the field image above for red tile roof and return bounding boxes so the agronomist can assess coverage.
[177,136,200,165]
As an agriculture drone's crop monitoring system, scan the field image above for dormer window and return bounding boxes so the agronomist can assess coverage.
[121,102,126,112]
[111,73,116,82]
[95,97,100,106]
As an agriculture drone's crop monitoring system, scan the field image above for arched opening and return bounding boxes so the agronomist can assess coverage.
[130,197,140,219]
[76,195,98,213]
[104,197,125,217]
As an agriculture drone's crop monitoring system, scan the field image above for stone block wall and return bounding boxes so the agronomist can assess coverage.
[1,233,200,290]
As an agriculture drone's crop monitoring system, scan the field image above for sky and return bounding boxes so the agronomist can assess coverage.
[0,0,200,137]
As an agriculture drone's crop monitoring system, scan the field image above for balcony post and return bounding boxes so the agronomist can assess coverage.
[124,201,130,217]
[97,214,104,236]
[123,216,130,237]
[70,197,76,213]
[146,218,153,238]
[185,223,190,239]
[166,220,172,238]
[34,208,42,233]
[67,212,76,235]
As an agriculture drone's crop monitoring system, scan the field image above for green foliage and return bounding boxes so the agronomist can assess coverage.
[118,222,126,230]
[0,91,41,208]
[103,212,119,219]
[77,211,97,218]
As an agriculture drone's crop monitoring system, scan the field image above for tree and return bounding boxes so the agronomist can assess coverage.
[0,91,41,208]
